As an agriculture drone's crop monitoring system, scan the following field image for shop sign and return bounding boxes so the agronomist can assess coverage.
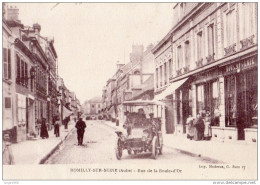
[225,57,257,73]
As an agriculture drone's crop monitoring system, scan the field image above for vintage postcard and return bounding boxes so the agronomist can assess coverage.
[2,2,258,181]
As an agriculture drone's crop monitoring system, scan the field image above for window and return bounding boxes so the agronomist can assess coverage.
[197,32,203,60]
[16,55,21,84]
[164,62,167,84]
[25,62,28,87]
[224,8,236,47]
[225,75,236,126]
[240,3,255,40]
[169,59,172,78]
[208,24,214,56]
[235,70,257,128]
[5,97,11,108]
[177,45,183,69]
[179,3,186,18]
[196,84,205,114]
[160,65,163,86]
[3,48,11,80]
[156,68,159,88]
[92,105,95,108]
[17,94,26,126]
[197,81,220,124]
[184,41,190,67]
[21,60,24,85]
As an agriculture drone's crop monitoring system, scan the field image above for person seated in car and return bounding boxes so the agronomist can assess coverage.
[137,108,146,126]
[123,111,133,136]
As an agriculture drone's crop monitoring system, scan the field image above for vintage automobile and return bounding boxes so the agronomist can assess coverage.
[115,100,164,160]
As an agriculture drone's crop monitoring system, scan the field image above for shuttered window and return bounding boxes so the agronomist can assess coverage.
[8,49,11,79]
[25,62,28,87]
[5,97,11,109]
[3,48,8,79]
[21,60,24,85]
[16,55,21,84]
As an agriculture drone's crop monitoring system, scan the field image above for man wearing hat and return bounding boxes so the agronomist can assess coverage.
[75,117,86,146]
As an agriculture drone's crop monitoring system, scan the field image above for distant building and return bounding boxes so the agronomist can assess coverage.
[82,97,102,118]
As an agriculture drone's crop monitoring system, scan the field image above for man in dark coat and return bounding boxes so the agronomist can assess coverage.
[75,117,86,145]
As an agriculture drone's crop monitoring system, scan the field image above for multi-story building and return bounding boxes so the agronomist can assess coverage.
[4,6,40,142]
[102,44,155,125]
[3,15,17,142]
[153,3,257,142]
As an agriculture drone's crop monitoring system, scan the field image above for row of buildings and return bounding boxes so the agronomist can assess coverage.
[101,3,257,143]
[3,5,81,143]
[101,44,155,124]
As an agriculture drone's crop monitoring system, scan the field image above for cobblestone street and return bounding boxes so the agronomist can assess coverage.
[45,120,218,164]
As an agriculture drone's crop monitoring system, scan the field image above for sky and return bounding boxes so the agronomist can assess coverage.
[8,3,174,103]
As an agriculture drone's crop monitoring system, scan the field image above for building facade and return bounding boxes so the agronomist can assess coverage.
[154,3,257,142]
[2,5,80,143]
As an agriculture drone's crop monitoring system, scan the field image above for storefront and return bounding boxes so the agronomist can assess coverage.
[222,55,257,141]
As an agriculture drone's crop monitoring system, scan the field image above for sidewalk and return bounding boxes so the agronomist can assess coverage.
[101,120,257,164]
[11,121,75,165]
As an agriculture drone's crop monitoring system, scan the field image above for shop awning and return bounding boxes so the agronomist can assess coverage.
[155,77,189,101]
[123,99,165,106]
[63,106,73,118]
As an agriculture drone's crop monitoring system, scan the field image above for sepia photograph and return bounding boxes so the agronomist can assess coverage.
[2,2,258,181]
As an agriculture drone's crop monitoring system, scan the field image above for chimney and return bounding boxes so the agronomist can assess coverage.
[33,23,41,40]
[6,5,20,22]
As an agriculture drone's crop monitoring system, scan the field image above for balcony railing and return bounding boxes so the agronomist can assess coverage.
[183,65,190,73]
[195,58,203,68]
[169,74,174,80]
[240,35,255,50]
[176,68,183,76]
[206,53,215,63]
[224,43,236,56]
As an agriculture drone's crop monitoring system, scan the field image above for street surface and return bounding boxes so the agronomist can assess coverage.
[45,120,219,164]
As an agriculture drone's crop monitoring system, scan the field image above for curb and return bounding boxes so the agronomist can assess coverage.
[38,127,75,164]
[163,145,225,164]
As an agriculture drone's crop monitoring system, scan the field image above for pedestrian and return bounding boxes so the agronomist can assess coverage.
[54,116,61,137]
[186,115,194,140]
[204,112,211,140]
[75,117,86,146]
[193,113,204,141]
[64,116,70,129]
[3,133,15,165]
[40,118,49,139]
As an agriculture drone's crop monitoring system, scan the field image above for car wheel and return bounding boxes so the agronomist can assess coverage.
[151,136,158,160]
[115,140,123,160]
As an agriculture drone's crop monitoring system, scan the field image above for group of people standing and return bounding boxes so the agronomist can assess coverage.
[40,115,72,139]
[186,111,218,141]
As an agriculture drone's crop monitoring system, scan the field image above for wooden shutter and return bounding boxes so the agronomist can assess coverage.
[16,55,20,84]
[21,60,24,85]
[25,62,28,87]
[3,48,8,79]
[8,49,11,79]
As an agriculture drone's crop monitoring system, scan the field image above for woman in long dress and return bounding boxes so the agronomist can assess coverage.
[186,115,194,140]
[204,112,211,140]
[40,118,49,139]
